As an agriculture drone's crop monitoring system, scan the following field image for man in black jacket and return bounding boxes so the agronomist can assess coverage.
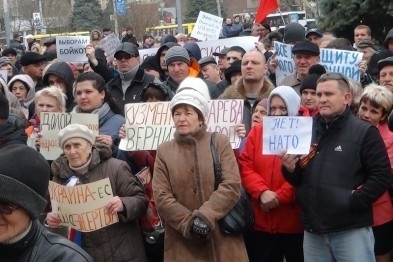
[281,73,391,261]
[86,42,163,115]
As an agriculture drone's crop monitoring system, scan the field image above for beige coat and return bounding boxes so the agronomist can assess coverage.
[153,126,248,262]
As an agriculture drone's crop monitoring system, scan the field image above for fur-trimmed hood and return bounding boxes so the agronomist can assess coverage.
[219,76,275,100]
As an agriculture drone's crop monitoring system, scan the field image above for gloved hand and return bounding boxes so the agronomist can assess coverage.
[191,217,210,239]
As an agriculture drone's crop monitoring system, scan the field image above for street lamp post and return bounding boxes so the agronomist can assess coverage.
[159,2,165,26]
[3,0,10,46]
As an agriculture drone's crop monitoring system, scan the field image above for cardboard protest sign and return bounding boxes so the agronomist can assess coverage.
[138,36,259,63]
[48,178,119,232]
[262,116,312,155]
[98,33,121,59]
[119,99,244,151]
[39,112,99,160]
[191,11,223,41]
[274,42,363,84]
[56,36,90,62]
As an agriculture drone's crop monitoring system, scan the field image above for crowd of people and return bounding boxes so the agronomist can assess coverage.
[1,15,393,262]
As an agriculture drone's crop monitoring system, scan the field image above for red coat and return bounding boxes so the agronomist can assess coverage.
[238,124,303,234]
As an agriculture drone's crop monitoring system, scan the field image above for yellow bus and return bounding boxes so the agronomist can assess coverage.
[145,23,195,38]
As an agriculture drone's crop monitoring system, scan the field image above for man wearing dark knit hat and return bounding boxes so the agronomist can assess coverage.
[0,144,93,261]
[164,46,220,98]
[279,41,320,95]
[20,52,47,92]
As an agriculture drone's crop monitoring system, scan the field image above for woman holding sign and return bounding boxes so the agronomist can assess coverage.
[73,72,124,157]
[238,86,309,262]
[152,77,248,261]
[46,124,148,262]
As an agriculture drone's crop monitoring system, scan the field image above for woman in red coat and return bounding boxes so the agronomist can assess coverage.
[239,85,308,262]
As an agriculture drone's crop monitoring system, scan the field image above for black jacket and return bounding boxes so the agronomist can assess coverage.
[0,121,27,148]
[283,108,391,234]
[0,220,92,262]
[106,67,155,115]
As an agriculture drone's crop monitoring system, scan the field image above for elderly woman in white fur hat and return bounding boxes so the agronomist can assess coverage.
[152,77,248,261]
[45,124,148,262]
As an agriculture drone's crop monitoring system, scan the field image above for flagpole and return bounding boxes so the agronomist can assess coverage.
[277,8,286,26]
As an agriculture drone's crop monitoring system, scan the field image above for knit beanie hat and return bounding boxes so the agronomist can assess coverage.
[8,74,35,92]
[165,46,190,66]
[257,98,268,110]
[267,85,301,116]
[0,91,9,119]
[0,56,11,67]
[58,124,96,149]
[284,22,305,44]
[170,77,211,120]
[0,144,50,219]
[300,64,326,94]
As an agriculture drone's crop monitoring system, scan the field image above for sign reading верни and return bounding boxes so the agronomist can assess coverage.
[118,99,244,151]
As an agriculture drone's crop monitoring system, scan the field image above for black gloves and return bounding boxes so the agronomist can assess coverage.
[191,217,210,239]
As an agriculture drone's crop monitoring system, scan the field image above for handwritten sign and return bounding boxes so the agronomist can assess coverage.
[191,11,223,41]
[274,42,363,84]
[262,116,312,155]
[40,112,99,160]
[138,36,259,63]
[98,32,121,59]
[56,36,90,62]
[119,99,244,151]
[48,178,119,232]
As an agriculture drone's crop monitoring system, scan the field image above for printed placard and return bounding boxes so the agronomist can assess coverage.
[48,178,119,232]
[99,33,121,59]
[191,11,223,41]
[262,116,313,155]
[274,42,363,84]
[39,112,99,160]
[119,99,244,151]
[56,36,90,62]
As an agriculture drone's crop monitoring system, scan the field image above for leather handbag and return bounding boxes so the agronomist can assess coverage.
[210,133,254,234]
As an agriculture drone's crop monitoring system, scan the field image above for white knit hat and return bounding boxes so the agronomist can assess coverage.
[58,124,95,148]
[170,77,211,120]
[267,85,300,116]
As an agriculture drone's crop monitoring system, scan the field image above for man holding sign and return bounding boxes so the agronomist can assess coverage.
[281,73,391,261]
[46,124,148,261]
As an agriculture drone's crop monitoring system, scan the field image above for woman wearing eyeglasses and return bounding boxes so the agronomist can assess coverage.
[357,84,393,262]
[0,144,93,261]
[72,72,124,157]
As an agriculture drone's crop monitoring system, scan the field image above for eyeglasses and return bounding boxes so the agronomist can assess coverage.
[115,53,136,60]
[320,73,350,88]
[0,202,18,215]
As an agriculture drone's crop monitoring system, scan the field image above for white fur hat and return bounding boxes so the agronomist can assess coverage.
[267,85,301,116]
[58,124,95,148]
[170,77,211,120]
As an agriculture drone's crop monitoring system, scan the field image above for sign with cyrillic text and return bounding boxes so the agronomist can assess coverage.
[40,112,99,160]
[56,36,90,62]
[99,33,120,59]
[274,42,363,84]
[262,116,312,155]
[48,178,119,232]
[191,11,223,41]
[119,99,244,151]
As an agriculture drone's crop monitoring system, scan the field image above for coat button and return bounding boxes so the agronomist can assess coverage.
[193,188,197,194]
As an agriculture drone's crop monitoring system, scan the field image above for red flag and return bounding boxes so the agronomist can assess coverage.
[255,0,279,24]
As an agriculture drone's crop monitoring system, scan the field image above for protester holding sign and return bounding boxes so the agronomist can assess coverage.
[238,86,308,262]
[72,72,124,157]
[0,144,93,261]
[46,124,148,262]
[153,77,248,261]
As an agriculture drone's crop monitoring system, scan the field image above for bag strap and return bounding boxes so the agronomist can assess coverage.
[210,132,222,190]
